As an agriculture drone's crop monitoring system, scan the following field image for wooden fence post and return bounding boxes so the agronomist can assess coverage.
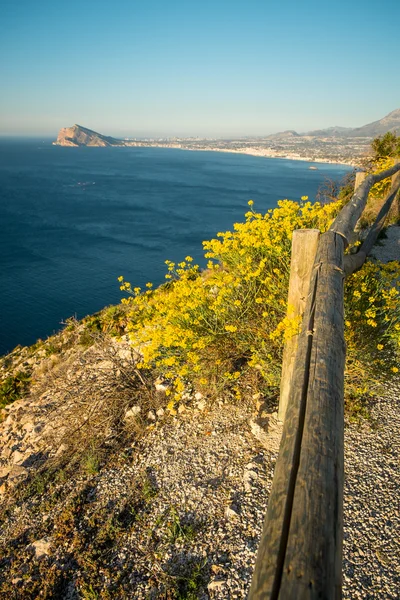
[250,231,346,599]
[278,229,320,422]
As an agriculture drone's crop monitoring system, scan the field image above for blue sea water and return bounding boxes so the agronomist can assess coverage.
[0,139,351,355]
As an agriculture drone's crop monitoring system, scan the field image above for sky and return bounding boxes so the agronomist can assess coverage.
[1,0,399,138]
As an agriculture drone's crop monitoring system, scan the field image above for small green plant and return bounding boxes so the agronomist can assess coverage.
[81,449,101,475]
[0,371,30,409]
[80,583,99,600]
[173,558,207,600]
[142,472,158,502]
[167,507,197,544]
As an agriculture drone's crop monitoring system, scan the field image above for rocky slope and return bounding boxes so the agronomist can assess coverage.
[54,125,122,147]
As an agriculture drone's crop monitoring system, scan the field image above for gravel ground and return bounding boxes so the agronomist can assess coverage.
[343,386,400,600]
[370,225,400,263]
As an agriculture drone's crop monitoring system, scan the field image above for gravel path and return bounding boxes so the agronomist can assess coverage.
[370,225,400,263]
[343,386,400,600]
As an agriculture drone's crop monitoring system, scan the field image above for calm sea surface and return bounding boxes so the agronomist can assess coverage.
[0,139,351,355]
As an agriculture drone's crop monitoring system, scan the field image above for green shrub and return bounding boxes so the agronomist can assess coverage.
[0,371,31,409]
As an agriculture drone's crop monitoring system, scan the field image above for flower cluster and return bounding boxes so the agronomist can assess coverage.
[120,197,399,409]
[344,260,400,401]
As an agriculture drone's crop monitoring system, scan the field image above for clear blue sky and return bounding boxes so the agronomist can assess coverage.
[1,0,399,137]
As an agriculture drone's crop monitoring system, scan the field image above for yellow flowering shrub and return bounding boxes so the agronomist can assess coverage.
[344,260,400,403]
[369,157,395,199]
[120,198,399,408]
[359,157,398,228]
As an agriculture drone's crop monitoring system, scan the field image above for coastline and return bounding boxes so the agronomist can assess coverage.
[169,144,357,167]
[53,140,360,168]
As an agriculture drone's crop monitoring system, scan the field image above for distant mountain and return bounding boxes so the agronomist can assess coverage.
[305,126,353,137]
[346,108,400,137]
[54,124,122,147]
[305,109,400,138]
[266,129,300,139]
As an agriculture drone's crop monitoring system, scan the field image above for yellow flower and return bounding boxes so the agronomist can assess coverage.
[117,275,124,282]
[377,344,384,350]
[225,325,237,332]
[392,367,399,373]
[248,200,254,206]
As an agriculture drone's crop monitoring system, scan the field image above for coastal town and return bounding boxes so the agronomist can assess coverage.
[122,133,371,166]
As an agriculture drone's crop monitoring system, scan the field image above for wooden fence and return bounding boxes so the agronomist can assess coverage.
[249,159,400,599]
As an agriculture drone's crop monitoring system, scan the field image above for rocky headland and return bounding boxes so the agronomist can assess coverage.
[54,125,122,147]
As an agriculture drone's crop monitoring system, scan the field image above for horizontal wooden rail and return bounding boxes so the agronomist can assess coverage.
[250,158,400,599]
[330,161,400,242]
[344,166,400,275]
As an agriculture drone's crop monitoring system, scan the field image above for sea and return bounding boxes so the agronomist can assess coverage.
[0,139,351,356]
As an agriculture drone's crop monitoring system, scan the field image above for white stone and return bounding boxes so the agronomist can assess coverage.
[147,410,156,421]
[196,400,207,411]
[194,391,203,401]
[208,580,226,591]
[225,506,239,520]
[155,382,169,393]
[30,538,51,559]
[124,406,141,420]
[12,450,25,465]
[0,465,12,478]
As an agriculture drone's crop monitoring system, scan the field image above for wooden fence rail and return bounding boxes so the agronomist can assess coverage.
[249,160,400,599]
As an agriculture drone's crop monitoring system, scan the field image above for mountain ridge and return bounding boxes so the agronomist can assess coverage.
[268,108,400,139]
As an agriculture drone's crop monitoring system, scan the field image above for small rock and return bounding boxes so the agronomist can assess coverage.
[0,465,12,478]
[124,406,141,420]
[29,538,52,559]
[194,391,203,401]
[208,580,226,591]
[156,408,165,417]
[147,410,156,421]
[155,382,169,393]
[225,506,239,520]
[197,400,207,411]
[8,465,28,479]
[55,443,68,457]
[12,450,25,465]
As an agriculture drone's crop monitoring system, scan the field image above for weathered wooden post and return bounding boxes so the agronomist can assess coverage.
[250,231,346,599]
[278,229,320,422]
